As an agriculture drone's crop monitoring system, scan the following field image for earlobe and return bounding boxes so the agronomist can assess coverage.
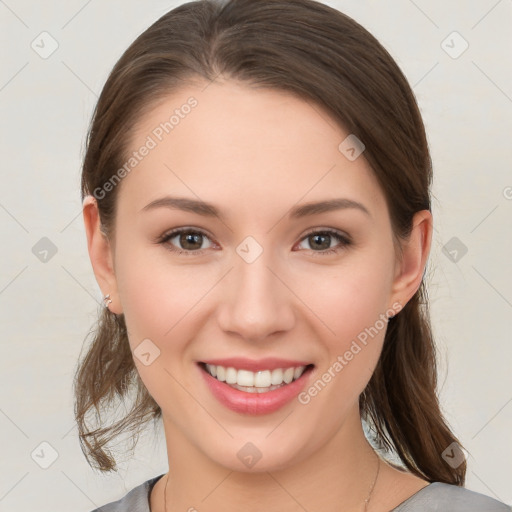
[390,210,433,310]
[82,195,123,314]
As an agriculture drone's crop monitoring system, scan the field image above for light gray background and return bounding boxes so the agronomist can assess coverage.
[0,0,511,510]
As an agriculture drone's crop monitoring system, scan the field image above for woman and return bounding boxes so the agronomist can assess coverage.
[75,0,511,510]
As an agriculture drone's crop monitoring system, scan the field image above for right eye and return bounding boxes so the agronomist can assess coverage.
[158,228,215,256]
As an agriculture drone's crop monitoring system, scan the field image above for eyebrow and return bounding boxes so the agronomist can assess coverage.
[140,196,371,219]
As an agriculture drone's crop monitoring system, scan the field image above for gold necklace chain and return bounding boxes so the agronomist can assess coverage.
[164,452,380,512]
[364,454,381,511]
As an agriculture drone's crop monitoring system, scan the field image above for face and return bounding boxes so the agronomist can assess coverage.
[93,79,422,472]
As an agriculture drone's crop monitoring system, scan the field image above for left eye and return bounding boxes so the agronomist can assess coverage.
[158,228,351,256]
[295,229,351,255]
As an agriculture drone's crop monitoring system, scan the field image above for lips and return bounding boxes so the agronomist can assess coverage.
[196,359,315,415]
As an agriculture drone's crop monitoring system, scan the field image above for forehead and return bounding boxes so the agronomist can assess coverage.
[117,79,387,220]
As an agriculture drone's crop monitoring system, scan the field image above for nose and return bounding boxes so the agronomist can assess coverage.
[216,250,295,343]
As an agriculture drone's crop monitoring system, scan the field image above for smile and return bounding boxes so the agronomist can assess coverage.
[197,360,315,415]
[201,363,310,393]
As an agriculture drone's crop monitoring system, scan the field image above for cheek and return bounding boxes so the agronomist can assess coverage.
[114,237,218,356]
[296,250,395,345]
[113,242,208,413]
[298,264,393,414]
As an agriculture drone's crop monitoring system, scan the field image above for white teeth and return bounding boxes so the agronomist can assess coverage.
[255,370,271,387]
[225,367,237,384]
[270,369,283,385]
[206,363,217,378]
[237,369,255,387]
[203,363,308,389]
[293,366,303,379]
[230,383,285,393]
[283,367,294,384]
[215,365,225,381]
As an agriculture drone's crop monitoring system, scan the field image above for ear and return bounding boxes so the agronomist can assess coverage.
[389,210,433,310]
[82,195,123,314]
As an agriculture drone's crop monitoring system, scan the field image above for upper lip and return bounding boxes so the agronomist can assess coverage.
[199,357,313,372]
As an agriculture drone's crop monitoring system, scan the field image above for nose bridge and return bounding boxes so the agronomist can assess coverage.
[217,242,294,342]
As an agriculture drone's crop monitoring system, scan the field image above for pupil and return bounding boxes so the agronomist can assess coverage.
[312,234,329,250]
[181,233,201,249]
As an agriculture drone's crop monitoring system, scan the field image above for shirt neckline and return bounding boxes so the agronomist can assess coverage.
[147,475,438,512]
[147,474,166,510]
[387,482,437,511]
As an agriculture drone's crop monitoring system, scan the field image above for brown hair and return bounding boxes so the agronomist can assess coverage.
[74,0,466,485]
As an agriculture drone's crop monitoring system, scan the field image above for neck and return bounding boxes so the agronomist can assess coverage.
[156,407,381,512]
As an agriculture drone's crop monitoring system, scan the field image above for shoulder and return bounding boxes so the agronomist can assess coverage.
[392,482,511,512]
[89,474,165,512]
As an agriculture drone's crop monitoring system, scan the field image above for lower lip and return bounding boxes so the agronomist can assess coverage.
[198,363,314,415]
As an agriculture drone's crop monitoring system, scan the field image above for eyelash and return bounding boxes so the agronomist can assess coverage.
[156,227,352,257]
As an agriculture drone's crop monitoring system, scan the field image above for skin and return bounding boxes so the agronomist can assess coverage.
[83,79,433,512]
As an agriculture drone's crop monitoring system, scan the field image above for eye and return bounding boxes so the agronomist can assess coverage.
[157,227,351,257]
[295,229,351,256]
[157,228,215,256]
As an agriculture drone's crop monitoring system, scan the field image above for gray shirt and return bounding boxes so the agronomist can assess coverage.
[91,474,511,511]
